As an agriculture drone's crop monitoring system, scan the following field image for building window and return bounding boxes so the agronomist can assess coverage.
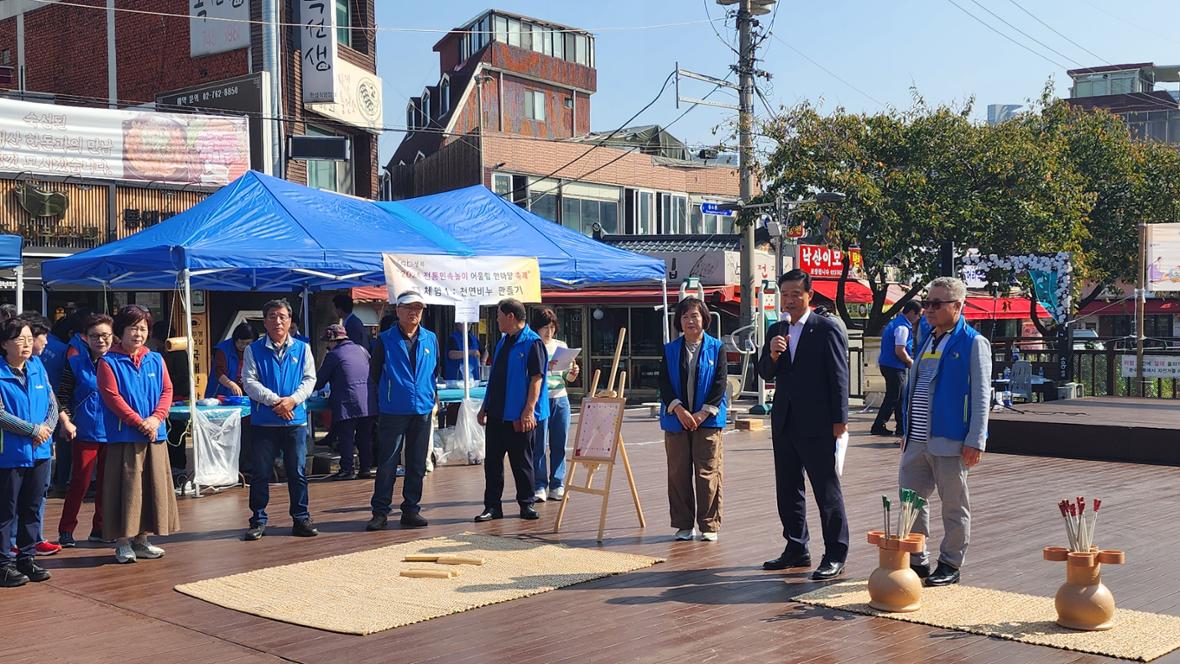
[525,90,545,121]
[492,173,512,196]
[507,18,522,47]
[659,193,688,233]
[421,90,431,125]
[406,103,417,131]
[532,24,545,54]
[335,0,352,49]
[440,77,450,115]
[305,127,353,194]
[494,16,509,42]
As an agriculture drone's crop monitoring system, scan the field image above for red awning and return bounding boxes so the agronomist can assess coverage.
[809,279,879,304]
[353,286,387,302]
[963,296,1048,320]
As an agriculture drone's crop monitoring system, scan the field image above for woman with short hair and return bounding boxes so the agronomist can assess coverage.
[658,297,728,542]
[528,307,578,503]
[98,305,179,564]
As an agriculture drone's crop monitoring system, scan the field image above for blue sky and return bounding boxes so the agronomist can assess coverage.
[374,1,1179,165]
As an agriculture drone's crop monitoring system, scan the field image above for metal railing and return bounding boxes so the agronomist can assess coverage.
[990,337,1180,399]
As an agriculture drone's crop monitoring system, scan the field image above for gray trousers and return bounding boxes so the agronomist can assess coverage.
[898,441,971,569]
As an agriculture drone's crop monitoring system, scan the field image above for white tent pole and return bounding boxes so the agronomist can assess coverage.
[14,265,24,314]
[182,269,202,498]
[661,277,670,344]
[462,319,471,401]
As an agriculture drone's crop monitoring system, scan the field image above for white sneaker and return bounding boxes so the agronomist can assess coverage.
[674,528,695,541]
[534,490,548,503]
[131,536,165,559]
[700,531,719,542]
[548,486,565,501]
[114,539,137,564]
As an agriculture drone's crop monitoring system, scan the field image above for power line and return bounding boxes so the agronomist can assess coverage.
[967,0,1082,67]
[29,0,724,36]
[703,0,740,56]
[943,0,1068,70]
[768,33,889,109]
[1004,0,1108,64]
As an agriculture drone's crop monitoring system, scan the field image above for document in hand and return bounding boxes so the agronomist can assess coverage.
[550,346,582,372]
[835,431,849,477]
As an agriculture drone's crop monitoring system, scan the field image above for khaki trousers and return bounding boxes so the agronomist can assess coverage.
[664,427,723,533]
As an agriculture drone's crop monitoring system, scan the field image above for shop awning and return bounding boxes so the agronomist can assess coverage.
[964,296,1048,320]
[809,279,880,304]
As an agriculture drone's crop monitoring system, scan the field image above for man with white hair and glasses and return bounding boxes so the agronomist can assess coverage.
[900,276,991,587]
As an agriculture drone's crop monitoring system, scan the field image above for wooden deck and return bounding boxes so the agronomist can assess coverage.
[7,408,1180,664]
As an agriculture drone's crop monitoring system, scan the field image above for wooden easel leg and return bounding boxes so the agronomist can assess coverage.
[553,458,575,533]
[597,458,615,543]
[617,440,645,528]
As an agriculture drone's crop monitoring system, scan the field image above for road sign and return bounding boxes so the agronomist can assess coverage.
[786,224,806,239]
[701,202,735,217]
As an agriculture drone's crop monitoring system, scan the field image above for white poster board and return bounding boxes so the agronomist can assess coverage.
[190,0,250,57]
[382,254,542,306]
[1120,354,1180,379]
[1147,223,1180,292]
[573,398,626,462]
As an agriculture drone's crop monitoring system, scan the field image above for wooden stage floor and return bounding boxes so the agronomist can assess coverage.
[6,409,1180,664]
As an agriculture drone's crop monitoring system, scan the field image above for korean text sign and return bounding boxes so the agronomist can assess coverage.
[383,255,542,306]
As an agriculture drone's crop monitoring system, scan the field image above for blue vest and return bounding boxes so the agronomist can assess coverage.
[68,333,88,357]
[907,316,983,443]
[248,337,310,426]
[660,334,727,432]
[67,351,108,443]
[493,326,549,421]
[101,351,168,443]
[40,334,69,389]
[0,356,53,467]
[878,315,912,370]
[377,326,439,416]
[205,338,244,398]
[444,331,481,381]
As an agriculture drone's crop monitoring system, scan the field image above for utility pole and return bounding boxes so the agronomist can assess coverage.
[1135,221,1147,396]
[737,0,757,330]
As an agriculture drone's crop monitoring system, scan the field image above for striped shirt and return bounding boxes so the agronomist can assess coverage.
[907,333,948,445]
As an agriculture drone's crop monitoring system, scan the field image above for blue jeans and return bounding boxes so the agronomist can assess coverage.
[248,426,309,527]
[371,413,431,517]
[532,396,570,492]
[0,460,51,562]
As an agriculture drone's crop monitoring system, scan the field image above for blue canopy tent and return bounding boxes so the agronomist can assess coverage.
[0,235,24,313]
[379,184,670,341]
[40,171,472,491]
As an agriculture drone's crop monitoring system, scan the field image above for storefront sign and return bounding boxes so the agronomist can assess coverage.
[158,72,268,171]
[798,244,863,279]
[383,254,542,305]
[300,0,338,104]
[307,59,384,132]
[190,0,250,57]
[653,249,778,286]
[0,98,249,187]
[1120,354,1180,379]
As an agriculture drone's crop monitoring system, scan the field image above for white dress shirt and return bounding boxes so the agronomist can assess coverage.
[788,309,811,361]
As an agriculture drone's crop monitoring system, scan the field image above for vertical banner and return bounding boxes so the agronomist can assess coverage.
[300,0,338,104]
[382,255,541,306]
[1147,223,1180,292]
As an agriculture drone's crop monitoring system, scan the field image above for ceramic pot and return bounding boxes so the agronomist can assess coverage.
[866,531,925,612]
[1042,546,1124,631]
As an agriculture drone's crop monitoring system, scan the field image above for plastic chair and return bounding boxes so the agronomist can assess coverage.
[1010,360,1033,402]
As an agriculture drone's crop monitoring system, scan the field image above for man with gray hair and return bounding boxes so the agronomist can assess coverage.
[899,276,991,586]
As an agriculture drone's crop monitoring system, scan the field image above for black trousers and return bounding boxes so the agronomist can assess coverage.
[772,431,849,563]
[0,459,51,562]
[873,366,906,432]
[483,418,535,511]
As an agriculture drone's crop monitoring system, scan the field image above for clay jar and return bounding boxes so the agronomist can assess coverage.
[866,531,926,612]
[1042,546,1125,631]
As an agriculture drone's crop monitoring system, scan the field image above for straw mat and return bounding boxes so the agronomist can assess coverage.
[793,579,1180,662]
[174,533,662,635]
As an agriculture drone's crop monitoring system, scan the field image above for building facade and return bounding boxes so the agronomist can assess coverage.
[1065,62,1180,145]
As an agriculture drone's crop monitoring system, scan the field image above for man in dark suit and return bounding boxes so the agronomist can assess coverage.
[757,269,850,580]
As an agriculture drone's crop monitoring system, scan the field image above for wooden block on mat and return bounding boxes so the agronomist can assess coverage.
[403,554,485,565]
[734,418,763,431]
[400,568,460,579]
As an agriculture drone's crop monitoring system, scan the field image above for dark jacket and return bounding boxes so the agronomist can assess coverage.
[757,311,849,439]
[314,340,375,421]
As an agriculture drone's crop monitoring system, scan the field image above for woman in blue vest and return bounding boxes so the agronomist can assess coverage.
[445,323,483,382]
[658,297,729,542]
[205,323,256,398]
[0,318,59,587]
[97,305,179,564]
[54,313,114,547]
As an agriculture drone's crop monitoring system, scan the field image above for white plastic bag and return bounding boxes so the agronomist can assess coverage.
[192,407,243,487]
[436,398,485,465]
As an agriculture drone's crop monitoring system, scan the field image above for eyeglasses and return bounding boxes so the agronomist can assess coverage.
[922,299,960,311]
[265,313,291,322]
[87,333,113,341]
[9,336,34,346]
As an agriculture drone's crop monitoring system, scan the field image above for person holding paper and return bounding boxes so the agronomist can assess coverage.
[658,297,728,542]
[445,323,483,382]
[476,298,548,522]
[757,269,850,580]
[898,277,991,587]
[528,307,579,503]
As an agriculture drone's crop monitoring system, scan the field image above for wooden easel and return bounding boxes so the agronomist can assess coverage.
[553,330,645,542]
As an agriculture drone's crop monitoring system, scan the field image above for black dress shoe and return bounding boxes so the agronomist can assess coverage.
[16,558,51,582]
[925,561,960,586]
[811,559,845,580]
[357,469,374,480]
[400,512,428,528]
[474,509,503,522]
[292,519,319,537]
[366,514,388,531]
[519,505,540,520]
[0,564,29,587]
[243,524,266,541]
[911,562,931,579]
[330,470,357,481]
[870,426,893,436]
[763,548,812,571]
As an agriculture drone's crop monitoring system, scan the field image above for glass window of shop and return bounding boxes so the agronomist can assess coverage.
[305,126,353,194]
[587,305,670,393]
[528,177,560,222]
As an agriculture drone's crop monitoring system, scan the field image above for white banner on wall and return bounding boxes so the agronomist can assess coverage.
[1147,223,1180,292]
[307,59,384,132]
[190,0,250,57]
[1120,354,1180,379]
[0,98,250,187]
[383,254,542,306]
[300,0,338,104]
